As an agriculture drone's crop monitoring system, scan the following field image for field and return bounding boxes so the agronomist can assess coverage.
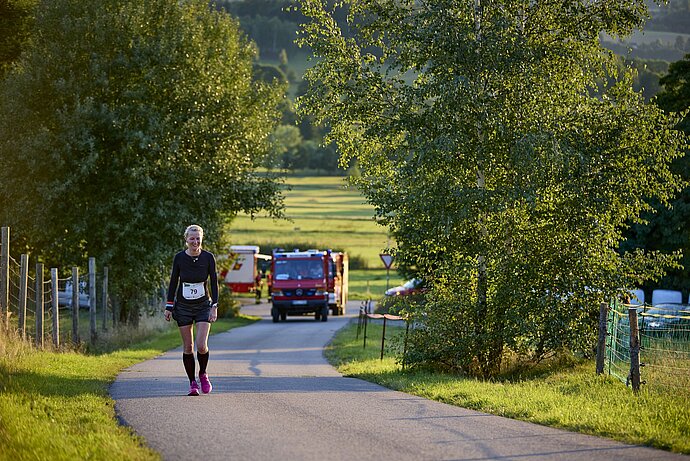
[224,176,405,299]
[601,29,690,45]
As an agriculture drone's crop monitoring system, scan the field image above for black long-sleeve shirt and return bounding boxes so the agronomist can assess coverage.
[166,249,219,309]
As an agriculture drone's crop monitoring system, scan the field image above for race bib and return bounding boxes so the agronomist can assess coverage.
[182,282,205,300]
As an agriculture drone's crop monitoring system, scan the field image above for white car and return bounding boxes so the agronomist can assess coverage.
[57,281,90,309]
[385,278,424,297]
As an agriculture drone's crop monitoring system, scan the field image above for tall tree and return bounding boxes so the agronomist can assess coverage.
[0,0,37,78]
[297,0,687,376]
[0,0,284,324]
[623,53,690,292]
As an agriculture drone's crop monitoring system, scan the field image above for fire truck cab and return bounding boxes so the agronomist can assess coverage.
[270,249,330,322]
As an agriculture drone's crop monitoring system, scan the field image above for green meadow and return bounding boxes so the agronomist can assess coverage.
[225,176,404,299]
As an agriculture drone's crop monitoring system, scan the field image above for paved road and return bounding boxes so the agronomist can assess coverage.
[111,301,687,461]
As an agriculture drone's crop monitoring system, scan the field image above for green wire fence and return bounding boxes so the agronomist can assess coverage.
[605,299,690,394]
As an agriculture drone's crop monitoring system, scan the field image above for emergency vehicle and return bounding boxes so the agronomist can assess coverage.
[328,251,349,316]
[222,245,271,293]
[270,248,348,322]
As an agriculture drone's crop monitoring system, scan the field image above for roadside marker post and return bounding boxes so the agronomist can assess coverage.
[379,254,393,290]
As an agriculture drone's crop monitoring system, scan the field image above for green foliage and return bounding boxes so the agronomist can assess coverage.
[623,53,690,294]
[0,0,37,78]
[0,0,285,323]
[221,6,302,58]
[657,53,690,132]
[253,62,289,84]
[618,57,669,100]
[297,0,688,376]
[217,284,241,318]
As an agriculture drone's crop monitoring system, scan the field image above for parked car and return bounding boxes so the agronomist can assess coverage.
[651,289,682,305]
[627,289,645,306]
[57,281,90,309]
[384,278,425,297]
[641,303,690,340]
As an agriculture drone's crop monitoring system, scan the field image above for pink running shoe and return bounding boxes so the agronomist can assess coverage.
[199,373,212,394]
[188,380,200,396]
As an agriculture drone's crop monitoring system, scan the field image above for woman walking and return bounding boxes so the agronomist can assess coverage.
[164,224,219,396]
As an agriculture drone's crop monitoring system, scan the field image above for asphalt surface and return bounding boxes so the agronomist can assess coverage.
[111,300,688,461]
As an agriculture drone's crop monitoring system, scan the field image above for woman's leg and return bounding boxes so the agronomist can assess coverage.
[195,321,211,354]
[179,325,196,383]
[195,321,211,377]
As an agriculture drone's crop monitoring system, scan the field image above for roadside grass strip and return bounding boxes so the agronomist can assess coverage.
[0,316,258,461]
[325,321,690,455]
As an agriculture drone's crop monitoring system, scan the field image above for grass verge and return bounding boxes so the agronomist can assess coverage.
[325,321,690,455]
[0,315,258,461]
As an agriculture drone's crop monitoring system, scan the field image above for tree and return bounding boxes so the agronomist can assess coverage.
[657,53,690,133]
[297,0,687,376]
[623,53,690,292]
[0,0,37,78]
[0,0,285,324]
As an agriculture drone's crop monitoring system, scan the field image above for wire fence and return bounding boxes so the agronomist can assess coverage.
[357,299,411,365]
[605,300,690,394]
[0,227,112,347]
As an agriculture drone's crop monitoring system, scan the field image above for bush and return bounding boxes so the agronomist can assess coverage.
[217,285,240,318]
[376,293,425,315]
[347,253,368,270]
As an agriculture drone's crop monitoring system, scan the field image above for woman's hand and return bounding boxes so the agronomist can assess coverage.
[164,309,172,322]
[209,305,218,323]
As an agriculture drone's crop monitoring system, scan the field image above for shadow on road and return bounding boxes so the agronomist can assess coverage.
[112,375,390,400]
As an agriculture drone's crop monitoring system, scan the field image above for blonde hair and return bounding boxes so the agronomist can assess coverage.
[184,224,204,239]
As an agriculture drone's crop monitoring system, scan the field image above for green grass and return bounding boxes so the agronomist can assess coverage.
[348,268,403,300]
[326,321,690,455]
[14,307,178,353]
[0,315,258,461]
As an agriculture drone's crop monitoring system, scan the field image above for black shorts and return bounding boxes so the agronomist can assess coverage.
[172,301,212,327]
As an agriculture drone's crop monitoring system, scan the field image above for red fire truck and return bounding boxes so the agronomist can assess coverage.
[270,248,348,322]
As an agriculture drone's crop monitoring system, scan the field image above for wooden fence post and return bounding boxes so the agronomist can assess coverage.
[18,254,28,338]
[363,312,369,349]
[35,263,44,348]
[628,307,641,392]
[51,268,59,348]
[402,319,410,371]
[102,266,108,332]
[596,302,608,375]
[380,316,387,360]
[89,257,97,344]
[72,266,79,344]
[1,227,9,327]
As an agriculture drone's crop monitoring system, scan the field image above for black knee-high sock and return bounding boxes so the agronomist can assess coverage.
[197,351,209,376]
[183,353,196,383]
